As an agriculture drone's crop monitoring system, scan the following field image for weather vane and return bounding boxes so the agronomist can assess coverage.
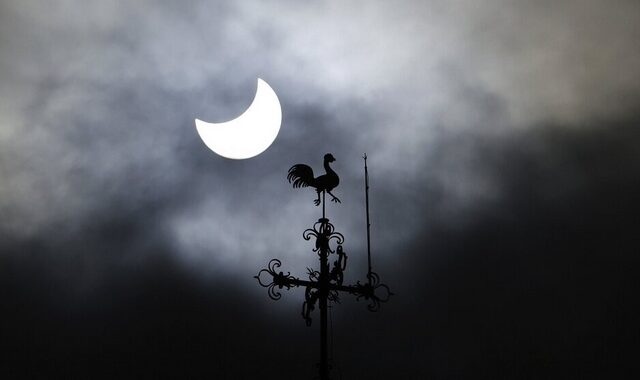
[255,153,392,380]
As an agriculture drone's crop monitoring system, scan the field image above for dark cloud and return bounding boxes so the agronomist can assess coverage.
[3,118,638,378]
[1,1,639,378]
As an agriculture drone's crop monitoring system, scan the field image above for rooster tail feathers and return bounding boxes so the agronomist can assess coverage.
[287,164,315,188]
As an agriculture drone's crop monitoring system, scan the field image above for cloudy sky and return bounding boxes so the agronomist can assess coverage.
[1,0,639,378]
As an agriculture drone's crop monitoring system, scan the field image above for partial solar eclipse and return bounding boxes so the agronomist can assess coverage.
[195,78,282,160]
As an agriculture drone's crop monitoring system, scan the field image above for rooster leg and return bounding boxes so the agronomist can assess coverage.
[313,191,321,206]
[327,191,341,203]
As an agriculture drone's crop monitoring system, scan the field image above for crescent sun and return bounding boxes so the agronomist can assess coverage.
[195,78,282,160]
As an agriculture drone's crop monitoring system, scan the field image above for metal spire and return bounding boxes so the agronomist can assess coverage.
[255,154,392,379]
[363,154,372,285]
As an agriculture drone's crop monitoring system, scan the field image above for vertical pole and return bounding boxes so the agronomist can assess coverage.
[322,190,326,220]
[364,154,372,285]
[320,246,328,379]
[319,215,329,380]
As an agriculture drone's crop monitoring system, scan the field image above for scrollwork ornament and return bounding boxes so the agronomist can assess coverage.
[254,259,297,301]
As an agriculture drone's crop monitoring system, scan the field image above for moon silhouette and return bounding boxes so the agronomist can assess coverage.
[195,78,282,160]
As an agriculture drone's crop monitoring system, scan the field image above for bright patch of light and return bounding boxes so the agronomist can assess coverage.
[195,78,282,160]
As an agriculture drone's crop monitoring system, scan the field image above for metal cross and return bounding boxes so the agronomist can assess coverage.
[255,155,392,379]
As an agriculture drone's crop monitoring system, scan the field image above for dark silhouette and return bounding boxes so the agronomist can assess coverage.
[257,155,391,380]
[287,153,341,205]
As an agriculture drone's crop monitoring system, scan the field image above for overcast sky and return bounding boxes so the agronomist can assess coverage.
[1,1,639,378]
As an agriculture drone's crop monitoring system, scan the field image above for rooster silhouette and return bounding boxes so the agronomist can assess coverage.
[287,153,341,206]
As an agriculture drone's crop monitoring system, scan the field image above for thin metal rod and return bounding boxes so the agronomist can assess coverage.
[322,190,326,220]
[364,154,372,285]
[319,217,329,380]
[320,281,328,379]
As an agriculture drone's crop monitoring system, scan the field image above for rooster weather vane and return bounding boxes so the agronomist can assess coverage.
[255,153,392,380]
[288,153,341,206]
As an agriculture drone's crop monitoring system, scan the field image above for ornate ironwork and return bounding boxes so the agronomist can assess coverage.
[255,154,392,380]
[254,259,298,301]
[352,272,393,312]
[302,286,319,326]
[255,222,391,308]
[303,218,344,255]
[254,216,393,376]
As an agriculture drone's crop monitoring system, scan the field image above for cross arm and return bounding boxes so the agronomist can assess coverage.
[255,259,392,311]
[329,275,393,312]
[254,259,321,300]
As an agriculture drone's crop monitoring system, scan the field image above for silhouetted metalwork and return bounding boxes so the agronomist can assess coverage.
[364,153,372,285]
[287,153,341,206]
[256,153,392,380]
